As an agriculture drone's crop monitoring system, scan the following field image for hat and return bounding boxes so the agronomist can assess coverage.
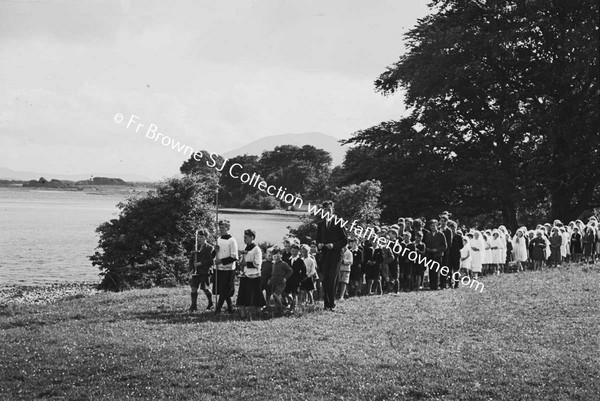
[427,219,438,226]
[218,219,230,226]
[244,229,256,238]
[271,246,281,255]
[439,211,452,218]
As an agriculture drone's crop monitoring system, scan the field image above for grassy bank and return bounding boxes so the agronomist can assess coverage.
[1,264,599,400]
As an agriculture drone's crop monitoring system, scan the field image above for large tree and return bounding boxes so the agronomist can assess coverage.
[344,0,599,228]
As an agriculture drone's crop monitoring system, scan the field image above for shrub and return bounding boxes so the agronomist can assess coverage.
[90,176,214,291]
[240,193,280,210]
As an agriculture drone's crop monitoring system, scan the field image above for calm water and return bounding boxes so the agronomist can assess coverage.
[0,188,299,286]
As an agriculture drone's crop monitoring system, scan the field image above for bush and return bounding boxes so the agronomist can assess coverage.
[240,193,280,210]
[90,176,214,291]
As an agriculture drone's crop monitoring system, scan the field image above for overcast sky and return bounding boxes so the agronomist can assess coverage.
[0,0,430,180]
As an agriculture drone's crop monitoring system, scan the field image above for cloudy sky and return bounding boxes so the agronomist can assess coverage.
[0,0,430,180]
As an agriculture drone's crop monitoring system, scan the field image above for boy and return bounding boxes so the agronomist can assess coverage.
[268,247,293,314]
[413,232,426,290]
[189,229,214,311]
[337,244,353,300]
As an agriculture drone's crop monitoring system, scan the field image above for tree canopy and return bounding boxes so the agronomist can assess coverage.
[343,0,599,228]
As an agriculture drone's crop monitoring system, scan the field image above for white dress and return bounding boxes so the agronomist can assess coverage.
[512,235,528,262]
[460,244,472,270]
[470,237,483,273]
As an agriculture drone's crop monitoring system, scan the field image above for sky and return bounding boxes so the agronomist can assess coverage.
[0,0,431,180]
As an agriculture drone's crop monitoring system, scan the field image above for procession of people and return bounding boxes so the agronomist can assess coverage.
[188,203,600,317]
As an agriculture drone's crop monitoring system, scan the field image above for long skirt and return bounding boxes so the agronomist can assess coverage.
[236,276,266,307]
[214,270,235,297]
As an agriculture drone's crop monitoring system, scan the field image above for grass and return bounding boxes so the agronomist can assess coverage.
[1,264,599,400]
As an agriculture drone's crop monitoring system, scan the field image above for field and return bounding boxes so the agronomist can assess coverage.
[1,264,599,400]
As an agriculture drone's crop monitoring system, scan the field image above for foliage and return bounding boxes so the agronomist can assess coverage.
[239,193,280,210]
[259,144,333,200]
[288,213,320,242]
[180,145,334,209]
[343,0,599,229]
[90,176,214,291]
[289,180,383,240]
[333,180,383,227]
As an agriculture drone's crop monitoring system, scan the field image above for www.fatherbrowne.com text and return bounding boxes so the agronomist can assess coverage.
[306,203,484,292]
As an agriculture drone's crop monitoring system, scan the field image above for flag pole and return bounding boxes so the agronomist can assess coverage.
[213,179,219,309]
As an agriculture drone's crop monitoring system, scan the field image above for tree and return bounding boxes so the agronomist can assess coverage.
[345,0,599,228]
[90,176,214,290]
[334,180,383,227]
[260,145,333,200]
[290,180,383,240]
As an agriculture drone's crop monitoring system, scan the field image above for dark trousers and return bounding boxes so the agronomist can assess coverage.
[321,251,341,309]
[428,256,443,290]
[449,259,460,288]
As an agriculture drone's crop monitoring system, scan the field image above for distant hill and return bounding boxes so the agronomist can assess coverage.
[222,132,347,166]
[0,167,153,182]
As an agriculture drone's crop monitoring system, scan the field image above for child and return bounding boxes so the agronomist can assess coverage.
[512,229,528,272]
[284,244,306,311]
[337,244,353,300]
[413,232,426,290]
[570,227,583,263]
[398,232,413,292]
[582,226,595,264]
[268,247,293,314]
[460,236,472,275]
[348,238,364,297]
[310,241,323,301]
[529,231,547,270]
[549,227,562,268]
[300,244,317,305]
[470,231,484,280]
[260,247,274,307]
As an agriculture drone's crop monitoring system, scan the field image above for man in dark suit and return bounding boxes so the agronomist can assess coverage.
[315,201,348,310]
[447,220,463,289]
[423,219,447,290]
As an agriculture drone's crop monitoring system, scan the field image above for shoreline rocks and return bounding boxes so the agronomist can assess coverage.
[0,282,100,307]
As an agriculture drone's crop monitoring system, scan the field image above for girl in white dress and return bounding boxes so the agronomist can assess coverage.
[460,236,472,273]
[490,230,503,275]
[483,231,492,275]
[470,231,484,279]
[512,229,528,272]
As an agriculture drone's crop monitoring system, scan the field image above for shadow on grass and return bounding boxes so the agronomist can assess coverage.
[133,304,323,325]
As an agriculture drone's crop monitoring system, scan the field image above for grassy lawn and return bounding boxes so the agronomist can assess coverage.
[1,264,599,400]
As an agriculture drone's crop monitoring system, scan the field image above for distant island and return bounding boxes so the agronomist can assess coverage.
[22,176,128,188]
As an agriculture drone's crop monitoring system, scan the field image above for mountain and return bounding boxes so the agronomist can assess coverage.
[222,132,347,166]
[0,167,153,182]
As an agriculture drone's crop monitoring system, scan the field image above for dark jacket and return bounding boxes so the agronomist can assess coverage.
[316,219,348,266]
[190,243,215,275]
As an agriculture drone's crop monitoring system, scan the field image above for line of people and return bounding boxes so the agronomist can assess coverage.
[188,212,600,315]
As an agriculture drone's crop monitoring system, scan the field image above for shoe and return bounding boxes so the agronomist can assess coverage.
[206,303,214,310]
[227,308,235,314]
[214,309,221,314]
[189,305,197,312]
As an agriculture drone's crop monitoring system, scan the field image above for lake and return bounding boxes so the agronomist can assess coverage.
[0,187,300,286]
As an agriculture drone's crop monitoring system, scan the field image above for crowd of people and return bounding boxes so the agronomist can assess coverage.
[187,203,600,316]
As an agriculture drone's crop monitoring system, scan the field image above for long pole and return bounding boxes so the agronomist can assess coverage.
[214,181,219,308]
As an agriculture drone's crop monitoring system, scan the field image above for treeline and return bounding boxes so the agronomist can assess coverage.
[180,146,333,210]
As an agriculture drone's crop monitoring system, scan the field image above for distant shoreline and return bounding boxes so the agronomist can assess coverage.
[220,207,304,217]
